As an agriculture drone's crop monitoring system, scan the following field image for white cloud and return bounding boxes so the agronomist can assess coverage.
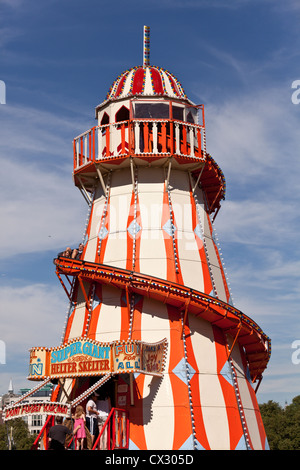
[0,102,90,259]
[215,199,290,246]
[0,91,92,392]
[200,81,300,406]
[0,156,87,259]
[0,104,80,158]
[205,85,300,180]
[0,283,67,348]
[0,0,24,7]
[204,82,300,302]
[0,282,69,394]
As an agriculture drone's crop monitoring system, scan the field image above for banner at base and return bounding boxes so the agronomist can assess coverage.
[4,401,70,421]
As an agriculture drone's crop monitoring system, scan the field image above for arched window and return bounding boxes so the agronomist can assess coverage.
[101,112,110,138]
[101,112,109,126]
[116,106,129,123]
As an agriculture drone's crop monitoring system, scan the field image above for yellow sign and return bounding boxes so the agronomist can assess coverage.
[28,338,167,381]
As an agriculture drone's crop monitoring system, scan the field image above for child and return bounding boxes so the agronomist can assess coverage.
[73,405,86,450]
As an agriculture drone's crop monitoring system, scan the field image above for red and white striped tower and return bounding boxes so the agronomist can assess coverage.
[52,27,270,450]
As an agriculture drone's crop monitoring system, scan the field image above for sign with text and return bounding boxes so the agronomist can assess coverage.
[28,338,167,380]
[142,341,167,375]
[3,402,70,422]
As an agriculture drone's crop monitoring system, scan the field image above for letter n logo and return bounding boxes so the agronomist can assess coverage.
[31,362,43,375]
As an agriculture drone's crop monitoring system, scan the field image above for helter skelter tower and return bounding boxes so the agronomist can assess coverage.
[28,27,270,450]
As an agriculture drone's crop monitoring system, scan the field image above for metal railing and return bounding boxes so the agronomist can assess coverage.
[73,119,206,171]
[92,407,129,450]
[30,407,128,450]
[31,415,55,450]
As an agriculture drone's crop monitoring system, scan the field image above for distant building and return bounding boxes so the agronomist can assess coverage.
[0,379,53,435]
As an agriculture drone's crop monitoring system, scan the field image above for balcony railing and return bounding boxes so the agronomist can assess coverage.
[73,119,206,171]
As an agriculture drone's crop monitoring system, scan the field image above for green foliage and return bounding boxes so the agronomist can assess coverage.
[0,423,8,450]
[0,418,35,450]
[260,395,300,450]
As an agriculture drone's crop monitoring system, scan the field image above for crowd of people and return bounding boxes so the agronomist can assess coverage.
[48,391,111,450]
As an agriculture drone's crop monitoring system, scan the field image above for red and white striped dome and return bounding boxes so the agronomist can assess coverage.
[106,65,189,102]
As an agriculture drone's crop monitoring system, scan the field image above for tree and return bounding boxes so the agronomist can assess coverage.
[0,419,35,450]
[0,423,9,450]
[259,400,285,449]
[260,395,300,450]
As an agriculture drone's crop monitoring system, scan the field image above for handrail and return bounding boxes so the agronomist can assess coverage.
[30,384,61,450]
[92,407,128,450]
[73,119,206,171]
[31,415,54,450]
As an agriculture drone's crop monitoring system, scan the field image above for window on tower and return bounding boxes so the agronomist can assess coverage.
[116,105,129,122]
[172,105,184,121]
[186,107,198,124]
[133,102,169,119]
[101,112,110,136]
[101,112,109,126]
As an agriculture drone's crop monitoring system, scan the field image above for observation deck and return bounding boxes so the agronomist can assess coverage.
[73,114,226,216]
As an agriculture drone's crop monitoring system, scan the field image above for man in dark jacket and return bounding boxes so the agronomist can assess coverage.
[48,416,72,450]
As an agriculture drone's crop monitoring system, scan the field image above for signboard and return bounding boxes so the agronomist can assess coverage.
[3,401,70,422]
[28,337,167,381]
[142,341,166,375]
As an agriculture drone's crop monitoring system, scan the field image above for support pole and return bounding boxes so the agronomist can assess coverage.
[96,166,107,194]
[130,374,134,406]
[192,165,205,194]
[227,323,242,359]
[181,297,191,339]
[130,157,135,190]
[165,159,172,190]
[78,276,90,307]
[255,376,263,393]
[77,175,92,204]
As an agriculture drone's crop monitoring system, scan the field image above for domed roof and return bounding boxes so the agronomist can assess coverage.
[105,65,190,102]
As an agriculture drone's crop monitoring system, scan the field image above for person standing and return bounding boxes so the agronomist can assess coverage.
[48,416,72,450]
[96,393,111,450]
[73,405,86,450]
[85,392,99,447]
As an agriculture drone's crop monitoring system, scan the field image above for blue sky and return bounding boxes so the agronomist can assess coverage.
[1,0,300,406]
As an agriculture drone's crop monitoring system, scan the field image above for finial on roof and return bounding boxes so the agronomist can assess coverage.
[143,25,150,67]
